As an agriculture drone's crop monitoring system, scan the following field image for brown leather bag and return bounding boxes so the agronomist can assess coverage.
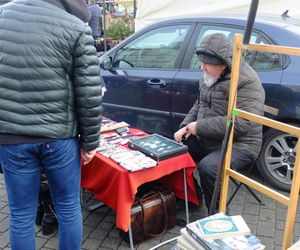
[119,187,176,244]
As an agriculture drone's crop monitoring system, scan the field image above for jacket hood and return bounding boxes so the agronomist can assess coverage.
[197,33,233,70]
[60,0,91,22]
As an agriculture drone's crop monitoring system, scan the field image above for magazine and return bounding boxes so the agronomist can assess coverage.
[197,214,251,240]
[183,227,263,250]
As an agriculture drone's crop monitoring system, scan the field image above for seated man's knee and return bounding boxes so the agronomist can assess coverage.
[198,160,218,179]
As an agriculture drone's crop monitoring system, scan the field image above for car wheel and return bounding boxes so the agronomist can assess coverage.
[257,127,298,191]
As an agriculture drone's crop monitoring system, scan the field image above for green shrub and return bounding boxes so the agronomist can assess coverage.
[107,14,134,41]
[107,23,132,41]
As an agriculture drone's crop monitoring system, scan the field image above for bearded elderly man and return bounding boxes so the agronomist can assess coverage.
[174,33,265,210]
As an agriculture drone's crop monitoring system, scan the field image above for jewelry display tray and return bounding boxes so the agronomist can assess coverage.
[128,133,188,161]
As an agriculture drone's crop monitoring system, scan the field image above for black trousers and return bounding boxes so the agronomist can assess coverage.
[185,136,254,209]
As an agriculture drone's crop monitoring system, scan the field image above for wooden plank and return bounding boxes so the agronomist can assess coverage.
[282,142,300,250]
[227,169,289,206]
[264,104,279,116]
[245,43,300,56]
[233,109,300,136]
[219,34,243,212]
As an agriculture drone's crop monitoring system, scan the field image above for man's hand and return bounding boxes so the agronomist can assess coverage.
[174,126,188,142]
[186,122,197,137]
[81,149,97,165]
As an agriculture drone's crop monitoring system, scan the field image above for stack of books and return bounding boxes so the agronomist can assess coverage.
[176,213,265,250]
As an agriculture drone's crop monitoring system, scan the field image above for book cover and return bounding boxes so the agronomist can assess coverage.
[185,220,261,250]
[197,215,251,240]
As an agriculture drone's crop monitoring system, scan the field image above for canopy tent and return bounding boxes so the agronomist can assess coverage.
[135,0,300,30]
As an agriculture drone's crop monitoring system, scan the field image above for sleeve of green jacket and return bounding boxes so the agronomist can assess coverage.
[73,25,103,151]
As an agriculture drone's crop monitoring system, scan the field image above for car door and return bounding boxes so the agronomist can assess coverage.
[170,24,283,133]
[101,24,194,137]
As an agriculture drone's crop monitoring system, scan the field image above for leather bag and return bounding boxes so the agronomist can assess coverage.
[119,186,176,244]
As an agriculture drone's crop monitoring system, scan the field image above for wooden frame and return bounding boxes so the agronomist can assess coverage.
[219,33,300,250]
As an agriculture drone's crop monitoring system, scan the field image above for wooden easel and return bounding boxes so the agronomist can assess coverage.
[219,33,300,250]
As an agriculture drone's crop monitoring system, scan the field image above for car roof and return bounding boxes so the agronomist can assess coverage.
[147,13,300,34]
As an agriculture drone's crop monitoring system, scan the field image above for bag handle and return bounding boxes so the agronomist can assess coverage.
[138,191,169,237]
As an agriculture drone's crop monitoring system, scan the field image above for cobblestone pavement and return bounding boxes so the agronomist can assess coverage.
[0,168,300,250]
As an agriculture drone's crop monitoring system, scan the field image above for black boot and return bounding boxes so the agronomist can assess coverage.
[41,200,58,235]
[35,195,44,226]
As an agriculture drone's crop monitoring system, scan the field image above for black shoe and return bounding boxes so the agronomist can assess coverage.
[35,195,44,226]
[41,203,58,235]
[35,203,44,226]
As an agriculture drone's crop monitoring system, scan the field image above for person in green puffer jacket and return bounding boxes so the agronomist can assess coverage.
[0,0,103,249]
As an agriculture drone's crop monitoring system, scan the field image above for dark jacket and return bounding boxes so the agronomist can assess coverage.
[0,0,102,151]
[181,33,265,158]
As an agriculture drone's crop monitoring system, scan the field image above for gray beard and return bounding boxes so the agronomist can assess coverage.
[203,72,218,87]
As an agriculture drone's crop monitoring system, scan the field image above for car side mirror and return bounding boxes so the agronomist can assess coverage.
[101,57,113,70]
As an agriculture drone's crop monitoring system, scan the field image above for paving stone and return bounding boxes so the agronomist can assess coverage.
[81,238,101,250]
[228,192,246,204]
[294,214,300,223]
[294,224,300,240]
[227,203,243,215]
[276,207,287,221]
[275,229,284,246]
[84,213,104,227]
[82,225,94,242]
[259,236,275,249]
[43,237,58,249]
[101,236,122,249]
[0,201,6,210]
[117,245,131,250]
[0,205,9,214]
[102,213,116,224]
[0,230,9,248]
[247,223,257,235]
[89,226,108,241]
[0,217,9,233]
[243,203,260,215]
[276,219,285,230]
[257,221,275,238]
[0,212,7,223]
[259,208,276,222]
[36,236,48,249]
[242,213,259,225]
[96,221,114,232]
[261,197,276,209]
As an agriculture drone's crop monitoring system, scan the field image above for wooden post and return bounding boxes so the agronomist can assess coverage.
[282,141,300,249]
[219,34,243,212]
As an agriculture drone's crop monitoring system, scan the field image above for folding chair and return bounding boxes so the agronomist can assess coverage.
[226,163,264,207]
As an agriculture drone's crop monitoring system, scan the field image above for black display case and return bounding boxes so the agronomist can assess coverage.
[128,134,188,161]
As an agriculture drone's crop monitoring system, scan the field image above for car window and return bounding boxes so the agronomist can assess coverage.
[188,25,258,70]
[251,36,282,70]
[113,25,191,69]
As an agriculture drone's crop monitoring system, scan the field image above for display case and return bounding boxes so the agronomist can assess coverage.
[128,134,188,161]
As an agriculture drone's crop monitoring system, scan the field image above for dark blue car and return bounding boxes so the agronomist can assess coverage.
[99,14,300,191]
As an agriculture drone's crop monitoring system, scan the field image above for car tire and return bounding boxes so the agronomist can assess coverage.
[257,126,298,191]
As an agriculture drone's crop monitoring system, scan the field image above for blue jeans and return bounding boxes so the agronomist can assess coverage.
[0,138,82,250]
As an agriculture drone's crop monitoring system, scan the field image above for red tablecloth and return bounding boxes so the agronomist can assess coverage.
[81,129,198,232]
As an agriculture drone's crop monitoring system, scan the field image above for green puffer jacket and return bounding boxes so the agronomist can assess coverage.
[181,33,265,158]
[0,0,102,151]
